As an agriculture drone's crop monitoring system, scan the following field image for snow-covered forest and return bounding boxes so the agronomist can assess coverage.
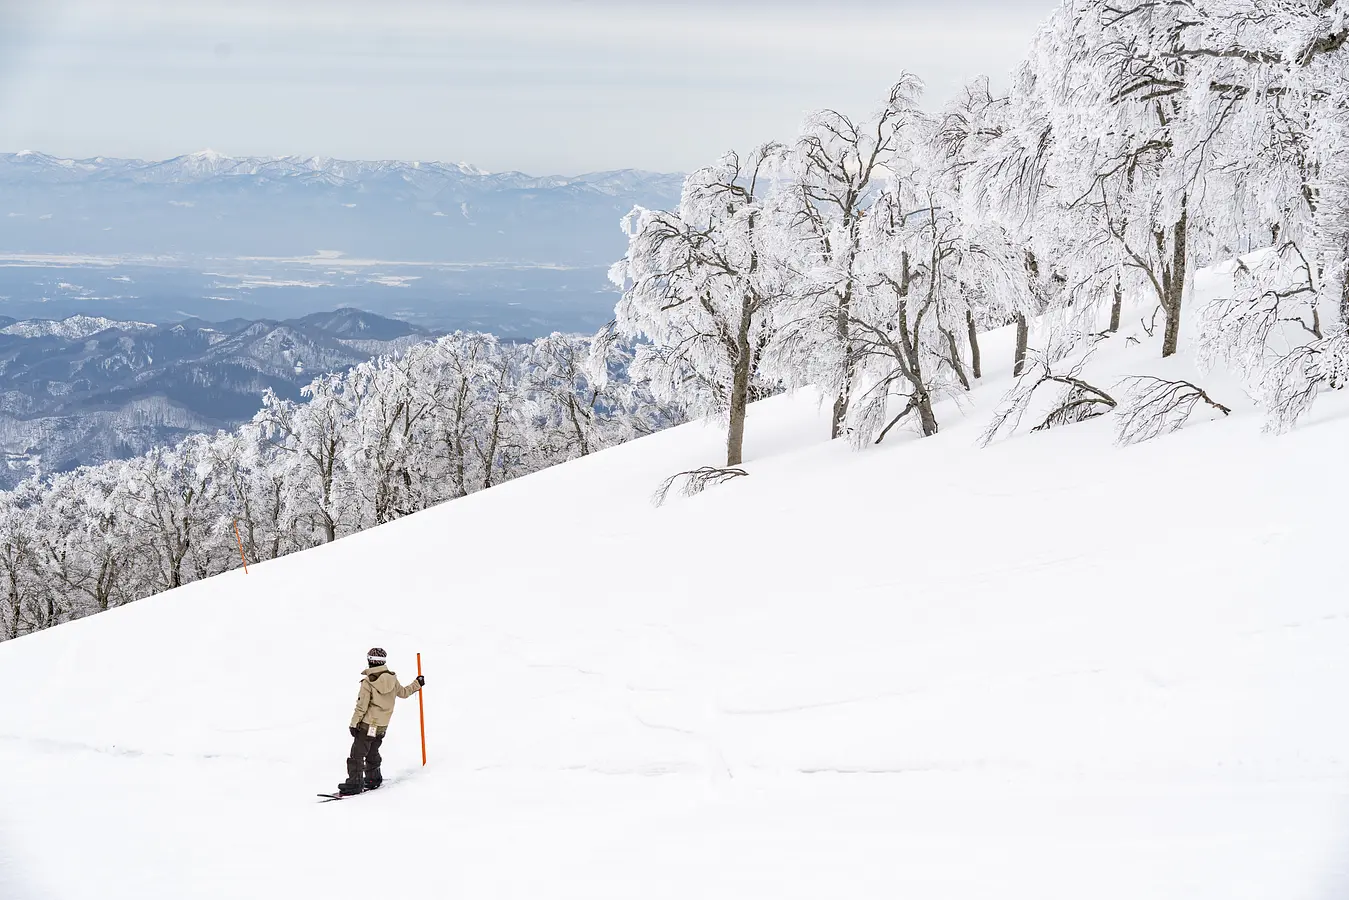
[3,0,1347,641]
[0,332,681,639]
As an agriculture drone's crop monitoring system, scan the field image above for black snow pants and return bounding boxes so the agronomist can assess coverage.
[344,726,387,790]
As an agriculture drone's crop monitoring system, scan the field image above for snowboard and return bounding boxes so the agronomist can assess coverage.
[317,785,380,802]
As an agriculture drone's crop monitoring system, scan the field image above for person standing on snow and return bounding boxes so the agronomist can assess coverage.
[338,647,424,795]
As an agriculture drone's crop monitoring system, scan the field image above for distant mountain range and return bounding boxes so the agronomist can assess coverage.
[0,150,684,266]
[0,152,683,486]
[0,308,437,488]
[0,314,156,340]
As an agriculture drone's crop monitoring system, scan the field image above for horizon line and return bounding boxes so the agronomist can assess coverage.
[0,148,687,180]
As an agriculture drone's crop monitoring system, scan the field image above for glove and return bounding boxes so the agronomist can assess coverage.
[349,726,360,738]
[416,675,425,686]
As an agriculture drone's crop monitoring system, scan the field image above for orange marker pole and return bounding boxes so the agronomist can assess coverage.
[233,520,249,574]
[416,652,427,766]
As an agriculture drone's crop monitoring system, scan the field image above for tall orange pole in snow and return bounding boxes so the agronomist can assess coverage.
[233,520,249,574]
[416,652,427,766]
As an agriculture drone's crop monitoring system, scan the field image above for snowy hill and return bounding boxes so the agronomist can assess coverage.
[0,295,1346,899]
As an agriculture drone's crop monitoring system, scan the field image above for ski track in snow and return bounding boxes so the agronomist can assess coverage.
[0,731,289,765]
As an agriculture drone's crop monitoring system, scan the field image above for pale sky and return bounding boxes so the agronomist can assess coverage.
[0,0,1059,175]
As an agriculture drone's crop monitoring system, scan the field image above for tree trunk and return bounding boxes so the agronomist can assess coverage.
[269,482,284,559]
[4,564,20,640]
[830,392,849,441]
[915,391,939,437]
[318,443,338,544]
[966,310,982,379]
[726,362,750,467]
[726,305,754,467]
[1161,293,1183,357]
[1014,312,1029,376]
[1109,281,1123,333]
[168,543,185,589]
[891,293,939,439]
[565,395,590,457]
[481,404,503,490]
[943,328,971,391]
[1160,200,1187,359]
[1340,267,1349,328]
[96,557,115,612]
[831,283,856,440]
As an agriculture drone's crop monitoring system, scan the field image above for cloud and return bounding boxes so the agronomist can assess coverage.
[0,0,1060,173]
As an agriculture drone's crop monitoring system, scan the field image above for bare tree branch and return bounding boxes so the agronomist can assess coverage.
[1113,376,1231,445]
[651,466,749,507]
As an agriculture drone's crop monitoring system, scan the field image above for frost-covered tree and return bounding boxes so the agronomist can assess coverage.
[769,78,925,439]
[842,158,1029,444]
[844,189,949,442]
[211,427,295,565]
[586,323,689,440]
[519,331,659,462]
[117,436,229,591]
[1034,0,1208,358]
[612,145,787,466]
[1180,0,1349,430]
[255,376,361,545]
[0,482,44,639]
[471,337,526,490]
[340,346,447,525]
[932,78,1005,376]
[520,333,604,460]
[32,466,136,620]
[936,68,1099,379]
[418,333,489,500]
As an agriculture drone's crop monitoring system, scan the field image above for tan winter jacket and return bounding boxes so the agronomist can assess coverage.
[350,665,421,730]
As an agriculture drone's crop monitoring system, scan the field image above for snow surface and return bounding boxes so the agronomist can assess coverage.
[2,275,1349,898]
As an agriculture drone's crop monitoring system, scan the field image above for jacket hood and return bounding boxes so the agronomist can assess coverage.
[362,665,390,677]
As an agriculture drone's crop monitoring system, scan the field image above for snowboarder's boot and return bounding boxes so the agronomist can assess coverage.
[338,758,364,795]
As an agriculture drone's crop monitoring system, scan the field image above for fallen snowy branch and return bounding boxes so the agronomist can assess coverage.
[1113,376,1231,446]
[651,466,749,507]
[980,346,1115,446]
[1030,374,1117,433]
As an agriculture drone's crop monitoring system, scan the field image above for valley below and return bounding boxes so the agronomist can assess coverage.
[0,252,617,336]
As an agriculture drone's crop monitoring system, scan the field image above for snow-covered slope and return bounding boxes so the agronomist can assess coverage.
[1,300,1347,898]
